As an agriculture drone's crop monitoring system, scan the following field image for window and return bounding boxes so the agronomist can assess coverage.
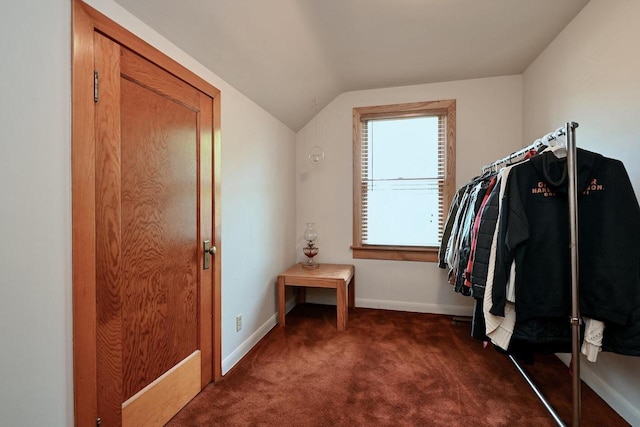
[352,100,456,262]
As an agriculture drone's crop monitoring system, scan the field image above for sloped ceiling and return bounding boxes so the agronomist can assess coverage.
[114,0,590,131]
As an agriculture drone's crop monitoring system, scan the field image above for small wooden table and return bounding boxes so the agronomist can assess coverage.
[277,263,355,331]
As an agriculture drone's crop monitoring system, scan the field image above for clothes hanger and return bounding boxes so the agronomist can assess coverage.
[544,132,558,147]
[548,134,567,158]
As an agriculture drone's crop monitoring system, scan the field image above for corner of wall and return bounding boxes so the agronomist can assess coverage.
[222,296,296,374]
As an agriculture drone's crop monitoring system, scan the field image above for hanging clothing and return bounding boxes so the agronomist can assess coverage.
[469,177,502,299]
[482,165,518,350]
[582,318,605,362]
[439,144,640,358]
[454,179,492,295]
[491,149,640,327]
[438,185,469,268]
[603,316,640,356]
[464,177,498,289]
[444,189,472,278]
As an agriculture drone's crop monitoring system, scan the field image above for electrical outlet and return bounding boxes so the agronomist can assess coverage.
[236,314,242,332]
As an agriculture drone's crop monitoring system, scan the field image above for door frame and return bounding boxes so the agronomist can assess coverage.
[71,1,222,425]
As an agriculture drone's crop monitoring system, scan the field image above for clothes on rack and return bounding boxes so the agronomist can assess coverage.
[440,146,640,360]
[482,164,519,349]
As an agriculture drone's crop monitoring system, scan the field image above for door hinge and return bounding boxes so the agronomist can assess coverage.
[94,71,99,103]
[96,417,102,427]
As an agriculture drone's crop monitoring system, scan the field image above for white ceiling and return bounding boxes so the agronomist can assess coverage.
[113,0,590,131]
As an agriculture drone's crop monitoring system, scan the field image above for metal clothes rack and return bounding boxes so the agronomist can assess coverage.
[483,122,581,427]
[482,127,565,173]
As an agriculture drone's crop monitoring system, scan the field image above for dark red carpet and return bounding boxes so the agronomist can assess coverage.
[168,304,628,426]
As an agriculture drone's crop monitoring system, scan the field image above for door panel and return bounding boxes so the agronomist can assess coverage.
[120,47,200,110]
[94,32,213,426]
[120,72,199,400]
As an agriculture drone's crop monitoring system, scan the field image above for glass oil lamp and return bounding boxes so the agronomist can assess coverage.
[302,223,319,269]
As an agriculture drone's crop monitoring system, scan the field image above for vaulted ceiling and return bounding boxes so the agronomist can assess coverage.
[114,0,590,131]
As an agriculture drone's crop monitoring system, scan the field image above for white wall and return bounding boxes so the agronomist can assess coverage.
[295,76,523,314]
[0,1,73,426]
[0,0,295,425]
[523,0,640,424]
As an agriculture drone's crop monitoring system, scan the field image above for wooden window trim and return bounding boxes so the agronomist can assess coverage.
[352,99,456,262]
[351,245,439,262]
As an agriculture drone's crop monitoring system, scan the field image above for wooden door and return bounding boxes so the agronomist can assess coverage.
[93,33,213,426]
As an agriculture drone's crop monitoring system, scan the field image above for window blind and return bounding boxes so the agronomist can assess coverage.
[360,115,446,246]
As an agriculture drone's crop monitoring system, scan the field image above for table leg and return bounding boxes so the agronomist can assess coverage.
[296,287,306,304]
[277,276,285,327]
[348,272,355,308]
[337,280,347,331]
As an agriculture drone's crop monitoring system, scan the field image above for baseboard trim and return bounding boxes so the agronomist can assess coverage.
[356,298,473,317]
[555,354,639,426]
[221,297,296,375]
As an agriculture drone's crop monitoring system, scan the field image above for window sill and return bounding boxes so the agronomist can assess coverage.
[351,245,438,262]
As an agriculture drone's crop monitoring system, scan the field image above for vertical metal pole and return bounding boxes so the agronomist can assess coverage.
[565,122,581,427]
